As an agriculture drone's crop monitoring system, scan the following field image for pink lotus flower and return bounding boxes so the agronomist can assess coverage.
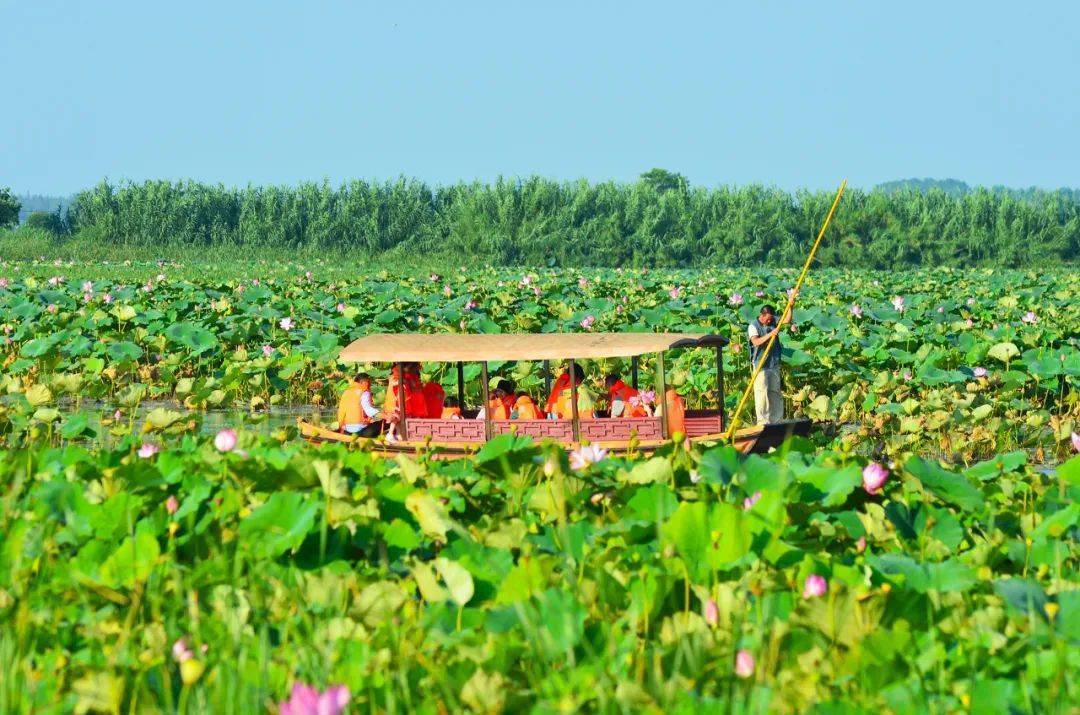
[1022,311,1037,324]
[262,345,274,357]
[166,495,179,515]
[48,276,61,286]
[336,303,346,313]
[850,304,863,318]
[755,290,765,298]
[855,536,867,553]
[521,275,532,286]
[443,284,452,297]
[862,462,889,495]
[802,574,827,599]
[214,429,238,452]
[138,443,159,458]
[1072,432,1080,453]
[279,317,294,331]
[731,342,742,354]
[967,297,976,306]
[83,293,93,303]
[569,445,608,470]
[902,370,912,382]
[704,598,719,626]
[47,304,58,314]
[0,278,9,288]
[172,638,193,663]
[669,287,682,300]
[82,281,93,292]
[533,287,541,297]
[304,271,312,279]
[891,296,905,312]
[278,683,350,715]
[113,409,122,420]
[965,318,973,327]
[743,491,762,510]
[937,306,945,314]
[103,293,114,304]
[729,292,743,306]
[578,277,588,289]
[464,299,477,311]
[580,315,595,330]
[429,273,439,282]
[973,366,987,378]
[734,650,755,679]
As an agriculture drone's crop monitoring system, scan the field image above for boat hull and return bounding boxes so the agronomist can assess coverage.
[297,418,812,457]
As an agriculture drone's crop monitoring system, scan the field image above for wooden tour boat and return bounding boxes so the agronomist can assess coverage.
[297,332,812,457]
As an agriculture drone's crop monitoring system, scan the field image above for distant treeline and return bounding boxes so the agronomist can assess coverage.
[44,172,1080,266]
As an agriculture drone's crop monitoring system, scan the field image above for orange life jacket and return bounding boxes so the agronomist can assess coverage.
[337,381,373,428]
[664,388,686,436]
[544,373,571,414]
[514,395,543,420]
[422,382,445,418]
[441,406,462,419]
[488,396,510,420]
[608,379,649,418]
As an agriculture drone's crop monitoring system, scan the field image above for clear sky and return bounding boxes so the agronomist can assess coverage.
[2,1,1078,194]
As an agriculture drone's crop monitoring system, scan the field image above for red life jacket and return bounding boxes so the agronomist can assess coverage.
[422,382,445,419]
[608,379,649,418]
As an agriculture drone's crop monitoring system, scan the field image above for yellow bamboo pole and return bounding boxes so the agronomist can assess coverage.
[724,179,847,442]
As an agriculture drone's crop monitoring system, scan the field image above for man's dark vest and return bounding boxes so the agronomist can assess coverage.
[749,319,782,370]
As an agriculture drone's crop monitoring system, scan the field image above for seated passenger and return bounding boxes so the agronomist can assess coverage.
[336,373,384,437]
[604,374,650,418]
[441,396,463,419]
[512,391,543,419]
[477,382,512,420]
[544,371,572,416]
[552,364,596,419]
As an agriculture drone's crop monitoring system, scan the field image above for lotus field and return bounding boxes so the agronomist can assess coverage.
[1,259,1078,712]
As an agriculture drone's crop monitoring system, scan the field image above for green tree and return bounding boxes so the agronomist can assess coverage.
[639,168,688,194]
[0,187,21,228]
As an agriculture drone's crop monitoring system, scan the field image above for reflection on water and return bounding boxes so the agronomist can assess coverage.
[74,401,329,441]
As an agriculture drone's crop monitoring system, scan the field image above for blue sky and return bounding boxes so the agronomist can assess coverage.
[2,1,1078,194]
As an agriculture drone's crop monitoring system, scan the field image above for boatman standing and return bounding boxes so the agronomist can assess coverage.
[747,304,791,424]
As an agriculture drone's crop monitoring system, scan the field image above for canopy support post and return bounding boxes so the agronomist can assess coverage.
[716,346,726,428]
[569,358,581,443]
[631,356,639,389]
[656,351,668,439]
[456,362,465,408]
[543,360,552,396]
[480,362,492,441]
[396,362,408,441]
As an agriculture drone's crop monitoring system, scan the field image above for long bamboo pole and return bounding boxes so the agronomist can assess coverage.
[724,179,847,442]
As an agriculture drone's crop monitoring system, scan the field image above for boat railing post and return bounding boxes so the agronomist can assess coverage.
[480,362,492,441]
[656,351,668,438]
[543,360,552,397]
[716,345,726,429]
[569,358,581,443]
[631,355,639,390]
[397,362,408,441]
[456,361,465,408]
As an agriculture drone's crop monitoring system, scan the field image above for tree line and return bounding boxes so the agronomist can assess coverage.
[17,172,1080,267]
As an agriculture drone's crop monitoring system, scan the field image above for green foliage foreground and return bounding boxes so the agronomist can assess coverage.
[1,434,1077,712]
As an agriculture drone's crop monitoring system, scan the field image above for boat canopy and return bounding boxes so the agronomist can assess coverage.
[339,332,730,363]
